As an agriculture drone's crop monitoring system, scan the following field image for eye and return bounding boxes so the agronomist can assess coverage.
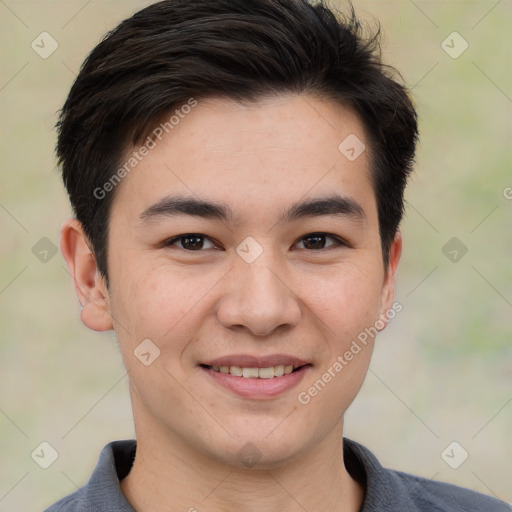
[295,233,344,250]
[166,234,217,251]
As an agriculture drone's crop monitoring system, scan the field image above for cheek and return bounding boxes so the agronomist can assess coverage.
[297,261,384,337]
[109,261,207,349]
[295,267,380,426]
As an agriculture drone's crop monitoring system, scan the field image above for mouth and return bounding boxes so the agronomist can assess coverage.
[199,363,310,379]
[198,357,312,399]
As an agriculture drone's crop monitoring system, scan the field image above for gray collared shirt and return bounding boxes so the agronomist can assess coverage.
[44,438,510,511]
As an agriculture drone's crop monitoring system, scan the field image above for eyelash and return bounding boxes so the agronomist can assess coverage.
[164,233,348,251]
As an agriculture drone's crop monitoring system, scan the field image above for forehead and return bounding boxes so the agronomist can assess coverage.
[112,94,376,222]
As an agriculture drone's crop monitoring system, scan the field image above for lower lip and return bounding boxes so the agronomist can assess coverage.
[201,365,311,399]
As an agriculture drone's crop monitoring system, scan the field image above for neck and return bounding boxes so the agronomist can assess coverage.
[121,412,363,512]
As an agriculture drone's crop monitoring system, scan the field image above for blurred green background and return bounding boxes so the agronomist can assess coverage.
[1,0,510,509]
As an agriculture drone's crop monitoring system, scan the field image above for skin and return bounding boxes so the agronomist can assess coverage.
[61,94,402,512]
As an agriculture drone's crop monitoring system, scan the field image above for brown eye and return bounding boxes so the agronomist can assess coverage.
[296,233,341,250]
[167,234,216,250]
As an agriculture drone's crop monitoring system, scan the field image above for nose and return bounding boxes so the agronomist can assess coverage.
[216,258,302,337]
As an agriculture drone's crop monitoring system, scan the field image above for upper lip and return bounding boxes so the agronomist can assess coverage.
[201,354,310,368]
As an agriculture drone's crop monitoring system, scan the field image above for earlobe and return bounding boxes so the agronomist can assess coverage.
[377,231,402,330]
[60,219,114,332]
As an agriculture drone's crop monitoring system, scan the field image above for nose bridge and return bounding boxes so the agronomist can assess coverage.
[244,259,285,308]
[217,252,301,336]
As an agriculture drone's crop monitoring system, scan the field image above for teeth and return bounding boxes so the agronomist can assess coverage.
[208,364,301,378]
[258,367,275,379]
[274,365,285,377]
[230,366,243,377]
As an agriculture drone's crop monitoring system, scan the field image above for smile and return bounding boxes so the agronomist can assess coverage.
[203,364,305,379]
[200,363,311,399]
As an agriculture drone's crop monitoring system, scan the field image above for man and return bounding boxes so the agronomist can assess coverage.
[47,0,509,510]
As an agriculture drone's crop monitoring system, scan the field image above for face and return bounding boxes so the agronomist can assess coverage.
[64,94,401,469]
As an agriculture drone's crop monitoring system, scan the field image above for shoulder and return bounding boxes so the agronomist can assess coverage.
[43,440,136,512]
[392,470,510,512]
[43,492,86,512]
[343,438,510,512]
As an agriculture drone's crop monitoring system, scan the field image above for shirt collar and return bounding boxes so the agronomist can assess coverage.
[81,438,396,511]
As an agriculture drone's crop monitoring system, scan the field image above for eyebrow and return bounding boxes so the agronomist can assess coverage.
[139,194,366,224]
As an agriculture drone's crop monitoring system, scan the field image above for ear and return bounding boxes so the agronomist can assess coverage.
[377,231,402,330]
[60,218,113,332]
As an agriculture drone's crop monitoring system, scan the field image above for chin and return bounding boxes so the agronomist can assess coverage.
[206,426,310,470]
